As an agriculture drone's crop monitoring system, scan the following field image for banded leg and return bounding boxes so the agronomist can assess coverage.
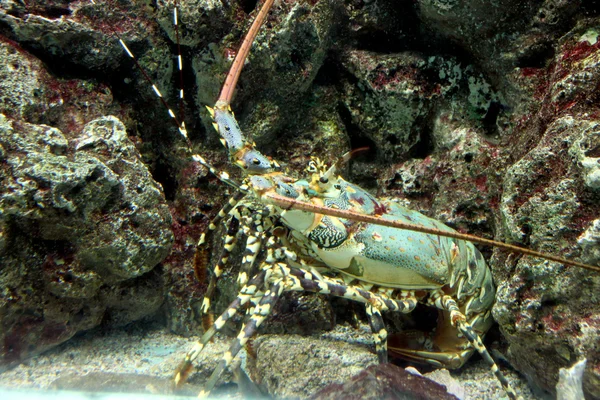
[284,268,423,363]
[194,265,418,397]
[176,236,281,388]
[236,212,267,286]
[198,216,242,329]
[202,217,241,289]
[284,268,418,314]
[196,192,245,283]
[174,269,267,388]
[235,204,278,288]
[199,277,285,397]
[197,193,246,325]
[430,292,518,400]
[366,304,388,363]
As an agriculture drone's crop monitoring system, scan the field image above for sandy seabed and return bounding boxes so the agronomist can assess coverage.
[0,320,542,400]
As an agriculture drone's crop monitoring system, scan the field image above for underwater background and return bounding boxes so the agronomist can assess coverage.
[0,0,599,398]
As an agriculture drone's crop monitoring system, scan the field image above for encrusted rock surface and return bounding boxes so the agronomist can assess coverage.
[310,363,458,400]
[0,111,173,369]
[247,332,377,398]
[0,0,599,398]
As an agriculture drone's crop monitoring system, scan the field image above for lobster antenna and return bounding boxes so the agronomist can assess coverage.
[89,0,190,144]
[216,0,276,107]
[89,0,245,187]
[192,155,246,191]
[173,0,185,126]
[267,193,600,273]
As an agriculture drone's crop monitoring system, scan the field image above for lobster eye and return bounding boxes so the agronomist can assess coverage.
[334,184,341,190]
[252,158,261,165]
[320,177,329,184]
[275,182,299,198]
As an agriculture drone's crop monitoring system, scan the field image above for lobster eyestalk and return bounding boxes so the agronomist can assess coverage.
[207,0,279,174]
[317,147,370,187]
[266,192,600,273]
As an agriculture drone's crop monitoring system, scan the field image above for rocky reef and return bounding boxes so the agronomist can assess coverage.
[0,0,599,398]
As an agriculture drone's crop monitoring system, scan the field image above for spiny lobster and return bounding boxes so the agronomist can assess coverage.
[5,0,598,398]
[99,0,600,398]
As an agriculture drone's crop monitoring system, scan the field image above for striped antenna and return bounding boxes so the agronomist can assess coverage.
[87,0,245,188]
[173,1,186,125]
[89,0,189,143]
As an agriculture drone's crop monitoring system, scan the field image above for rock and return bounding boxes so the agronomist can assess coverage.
[247,329,378,398]
[50,372,176,395]
[423,369,465,399]
[556,358,586,400]
[310,363,458,400]
[340,51,438,162]
[0,114,172,369]
[491,22,600,398]
[578,219,600,266]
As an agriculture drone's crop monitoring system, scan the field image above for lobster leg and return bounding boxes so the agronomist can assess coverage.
[390,296,517,399]
[389,291,517,399]
[200,203,271,329]
[174,268,268,388]
[196,263,422,397]
[283,269,422,365]
[433,292,518,400]
[366,304,388,363]
[199,276,286,397]
[176,234,285,389]
[199,215,241,326]
[198,192,246,316]
[284,272,417,314]
[235,208,272,286]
